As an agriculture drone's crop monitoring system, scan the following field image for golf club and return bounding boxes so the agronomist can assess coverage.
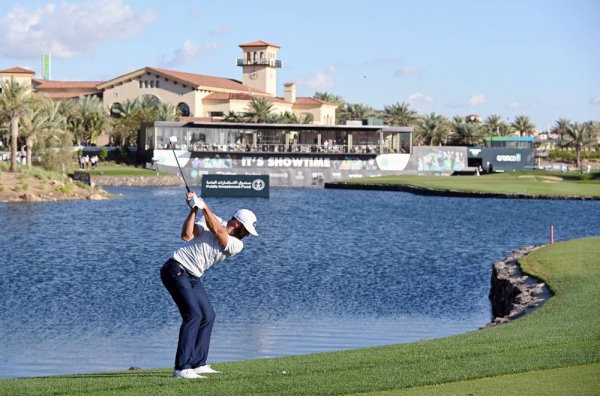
[169,136,191,193]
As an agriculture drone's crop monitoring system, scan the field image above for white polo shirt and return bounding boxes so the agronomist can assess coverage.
[173,214,244,278]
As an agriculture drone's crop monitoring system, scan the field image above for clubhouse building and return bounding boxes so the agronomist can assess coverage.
[0,40,337,140]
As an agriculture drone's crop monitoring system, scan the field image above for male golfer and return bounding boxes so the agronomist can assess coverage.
[160,191,258,379]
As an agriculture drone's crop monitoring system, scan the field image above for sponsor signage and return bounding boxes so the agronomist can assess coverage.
[201,175,269,198]
[468,148,482,157]
[496,153,522,162]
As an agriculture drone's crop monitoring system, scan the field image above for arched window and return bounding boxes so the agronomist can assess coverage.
[246,52,251,64]
[156,80,160,88]
[260,52,265,63]
[110,102,123,118]
[139,80,143,89]
[150,80,154,88]
[177,102,190,117]
[144,80,148,88]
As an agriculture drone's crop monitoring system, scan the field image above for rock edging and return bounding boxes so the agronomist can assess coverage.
[486,245,552,327]
[91,175,185,188]
[324,182,600,200]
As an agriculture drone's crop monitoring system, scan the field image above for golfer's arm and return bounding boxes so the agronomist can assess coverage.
[181,208,200,241]
[202,204,229,248]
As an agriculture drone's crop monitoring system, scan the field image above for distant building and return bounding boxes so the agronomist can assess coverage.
[465,114,482,123]
[0,40,338,145]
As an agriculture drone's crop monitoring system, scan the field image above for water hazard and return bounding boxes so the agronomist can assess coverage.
[1,187,598,378]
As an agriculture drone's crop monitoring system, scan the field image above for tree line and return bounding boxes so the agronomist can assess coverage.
[1,77,599,173]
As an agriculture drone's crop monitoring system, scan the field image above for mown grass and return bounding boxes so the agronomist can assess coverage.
[88,163,170,177]
[337,171,600,197]
[1,237,599,395]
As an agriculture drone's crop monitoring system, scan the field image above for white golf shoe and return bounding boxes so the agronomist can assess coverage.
[193,365,222,374]
[173,368,206,379]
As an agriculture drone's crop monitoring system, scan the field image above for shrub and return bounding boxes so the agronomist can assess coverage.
[98,147,108,162]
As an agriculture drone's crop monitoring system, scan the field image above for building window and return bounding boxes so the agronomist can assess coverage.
[139,81,143,89]
[144,80,148,88]
[156,80,160,88]
[177,102,190,117]
[150,80,154,88]
[210,111,224,117]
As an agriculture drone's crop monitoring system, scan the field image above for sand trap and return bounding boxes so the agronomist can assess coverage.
[518,175,563,181]
[540,176,563,181]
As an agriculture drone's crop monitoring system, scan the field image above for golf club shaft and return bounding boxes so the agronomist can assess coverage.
[171,144,191,193]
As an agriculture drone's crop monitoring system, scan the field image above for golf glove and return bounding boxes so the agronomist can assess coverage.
[189,194,205,210]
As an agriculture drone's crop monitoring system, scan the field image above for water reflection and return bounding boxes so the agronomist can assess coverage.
[0,187,598,378]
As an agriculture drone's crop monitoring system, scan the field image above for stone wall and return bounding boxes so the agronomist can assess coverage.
[91,175,185,188]
[487,245,552,327]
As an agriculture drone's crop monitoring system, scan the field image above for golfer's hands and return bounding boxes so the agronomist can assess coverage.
[187,192,205,210]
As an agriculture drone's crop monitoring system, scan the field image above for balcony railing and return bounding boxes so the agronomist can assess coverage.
[236,59,282,68]
[161,143,396,155]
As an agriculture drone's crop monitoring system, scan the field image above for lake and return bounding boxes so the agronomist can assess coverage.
[0,187,598,378]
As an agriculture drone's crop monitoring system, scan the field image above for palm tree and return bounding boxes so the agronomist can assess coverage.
[346,103,376,120]
[245,98,274,123]
[562,122,595,169]
[0,78,36,172]
[277,111,314,125]
[222,110,244,123]
[415,112,450,146]
[483,114,504,135]
[155,102,179,121]
[511,115,536,137]
[454,122,483,146]
[21,102,49,168]
[551,117,570,140]
[383,102,419,127]
[497,123,515,136]
[111,99,141,146]
[71,96,106,145]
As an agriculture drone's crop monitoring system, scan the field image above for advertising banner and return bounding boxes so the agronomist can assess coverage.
[201,175,269,198]
[153,150,412,187]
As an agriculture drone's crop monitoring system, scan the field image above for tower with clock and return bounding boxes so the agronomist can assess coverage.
[237,41,282,96]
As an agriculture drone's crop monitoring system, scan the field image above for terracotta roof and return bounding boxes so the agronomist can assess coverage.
[238,40,280,49]
[284,82,295,87]
[0,67,36,75]
[204,92,287,103]
[33,79,102,90]
[97,67,269,94]
[294,97,338,106]
[38,91,101,99]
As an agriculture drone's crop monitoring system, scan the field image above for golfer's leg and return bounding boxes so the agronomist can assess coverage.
[160,262,202,370]
[192,279,216,368]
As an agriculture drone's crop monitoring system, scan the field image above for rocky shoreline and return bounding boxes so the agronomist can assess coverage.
[486,245,551,327]
[324,182,600,200]
[91,175,184,188]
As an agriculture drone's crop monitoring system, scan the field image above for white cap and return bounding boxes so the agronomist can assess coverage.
[234,209,258,236]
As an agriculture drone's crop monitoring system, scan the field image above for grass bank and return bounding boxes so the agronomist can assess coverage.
[334,171,600,198]
[87,163,170,177]
[1,237,599,395]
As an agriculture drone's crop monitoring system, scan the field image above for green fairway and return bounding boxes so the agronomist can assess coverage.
[1,237,598,395]
[369,363,600,396]
[335,171,600,197]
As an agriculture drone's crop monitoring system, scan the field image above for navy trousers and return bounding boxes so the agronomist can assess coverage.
[160,259,216,370]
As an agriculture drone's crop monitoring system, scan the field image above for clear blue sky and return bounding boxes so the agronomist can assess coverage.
[1,0,598,130]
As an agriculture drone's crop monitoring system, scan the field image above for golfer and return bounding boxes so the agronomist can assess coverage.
[160,191,258,379]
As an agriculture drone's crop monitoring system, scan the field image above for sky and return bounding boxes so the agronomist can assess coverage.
[0,0,598,130]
